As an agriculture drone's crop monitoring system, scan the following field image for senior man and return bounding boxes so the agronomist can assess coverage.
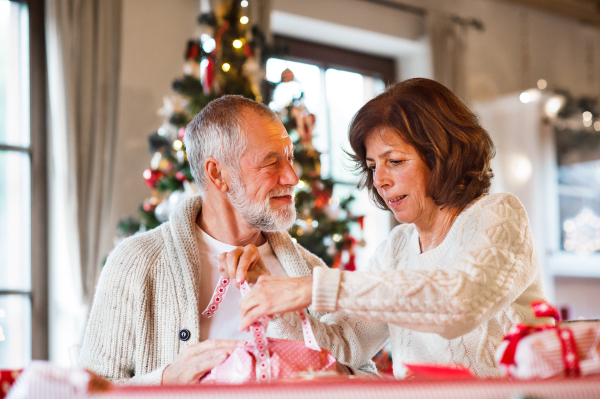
[79,96,387,384]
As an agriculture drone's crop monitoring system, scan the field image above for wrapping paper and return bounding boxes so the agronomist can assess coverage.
[200,278,337,384]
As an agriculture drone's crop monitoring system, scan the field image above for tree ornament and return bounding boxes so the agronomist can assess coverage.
[143,169,163,189]
[281,68,294,83]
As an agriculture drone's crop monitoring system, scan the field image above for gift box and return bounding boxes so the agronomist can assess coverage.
[200,278,338,384]
[495,301,600,379]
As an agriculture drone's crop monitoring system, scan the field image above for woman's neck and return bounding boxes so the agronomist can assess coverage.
[415,206,460,253]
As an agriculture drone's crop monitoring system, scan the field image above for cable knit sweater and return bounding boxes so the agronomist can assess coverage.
[79,195,385,384]
[312,193,551,378]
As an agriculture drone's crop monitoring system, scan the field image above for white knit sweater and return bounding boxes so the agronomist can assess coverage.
[312,193,551,378]
[79,195,385,384]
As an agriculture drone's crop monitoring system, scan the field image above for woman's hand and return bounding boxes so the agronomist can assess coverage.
[218,245,271,288]
[239,275,313,331]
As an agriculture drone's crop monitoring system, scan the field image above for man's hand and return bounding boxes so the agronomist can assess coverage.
[218,245,271,288]
[239,275,313,331]
[162,339,244,384]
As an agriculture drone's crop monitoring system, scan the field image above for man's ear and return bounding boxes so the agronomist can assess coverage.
[205,157,229,193]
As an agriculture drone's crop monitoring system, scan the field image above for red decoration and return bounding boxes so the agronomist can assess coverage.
[1,369,22,399]
[185,41,200,60]
[203,58,215,94]
[176,171,186,181]
[243,44,253,57]
[499,301,580,377]
[178,127,186,140]
[356,216,365,230]
[281,68,294,82]
[143,169,163,189]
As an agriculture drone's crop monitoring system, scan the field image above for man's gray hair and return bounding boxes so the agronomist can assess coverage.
[184,95,278,194]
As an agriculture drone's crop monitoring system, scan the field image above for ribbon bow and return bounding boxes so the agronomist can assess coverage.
[500,301,580,377]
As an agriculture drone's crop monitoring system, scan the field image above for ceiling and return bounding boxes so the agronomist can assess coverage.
[498,0,600,28]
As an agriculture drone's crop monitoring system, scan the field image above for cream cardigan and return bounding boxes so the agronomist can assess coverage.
[312,193,551,378]
[79,195,385,384]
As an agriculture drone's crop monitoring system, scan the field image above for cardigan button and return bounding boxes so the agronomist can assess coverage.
[179,329,190,341]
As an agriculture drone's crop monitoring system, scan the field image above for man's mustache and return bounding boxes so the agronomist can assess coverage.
[267,187,295,199]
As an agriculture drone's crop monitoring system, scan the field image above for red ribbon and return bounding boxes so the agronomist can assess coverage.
[500,301,580,377]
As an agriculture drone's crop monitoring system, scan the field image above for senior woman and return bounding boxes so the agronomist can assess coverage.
[236,78,550,378]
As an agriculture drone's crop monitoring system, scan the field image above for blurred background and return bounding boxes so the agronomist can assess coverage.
[1,0,600,370]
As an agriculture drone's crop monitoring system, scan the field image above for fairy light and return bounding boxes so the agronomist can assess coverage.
[297,180,305,188]
[172,140,183,151]
[241,0,248,7]
[537,79,547,89]
[563,208,600,255]
[233,39,243,49]
[240,16,249,24]
[583,111,593,121]
[519,92,531,103]
[333,234,342,242]
[222,63,231,72]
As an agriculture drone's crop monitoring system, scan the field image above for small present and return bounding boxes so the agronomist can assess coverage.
[200,278,338,384]
[495,301,600,379]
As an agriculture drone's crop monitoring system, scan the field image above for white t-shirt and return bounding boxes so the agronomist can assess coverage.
[195,225,288,342]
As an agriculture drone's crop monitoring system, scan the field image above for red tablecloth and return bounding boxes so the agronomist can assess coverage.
[103,375,600,399]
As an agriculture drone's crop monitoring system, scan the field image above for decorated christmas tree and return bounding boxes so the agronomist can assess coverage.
[116,0,363,271]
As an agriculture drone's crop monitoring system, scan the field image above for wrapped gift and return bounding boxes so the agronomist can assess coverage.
[200,278,337,384]
[495,301,600,379]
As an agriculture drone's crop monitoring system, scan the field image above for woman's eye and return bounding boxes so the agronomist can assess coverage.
[368,165,376,171]
[390,160,403,165]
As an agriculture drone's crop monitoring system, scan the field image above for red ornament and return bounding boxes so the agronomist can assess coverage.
[356,216,365,230]
[186,41,200,60]
[243,43,253,57]
[178,127,186,140]
[203,58,215,94]
[176,171,186,181]
[281,68,294,83]
[143,169,163,189]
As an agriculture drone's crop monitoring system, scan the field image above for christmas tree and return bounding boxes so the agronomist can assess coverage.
[117,0,363,271]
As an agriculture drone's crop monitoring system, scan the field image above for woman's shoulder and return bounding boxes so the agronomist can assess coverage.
[462,193,527,222]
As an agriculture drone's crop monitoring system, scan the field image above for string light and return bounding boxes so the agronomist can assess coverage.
[583,111,593,121]
[172,140,183,151]
[519,92,531,103]
[537,79,547,89]
[563,208,600,255]
[233,39,243,49]
[594,121,600,131]
[297,180,305,188]
[222,63,231,72]
[240,16,249,24]
[333,234,342,242]
[241,0,248,7]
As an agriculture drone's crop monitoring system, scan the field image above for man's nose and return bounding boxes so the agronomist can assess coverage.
[281,159,300,186]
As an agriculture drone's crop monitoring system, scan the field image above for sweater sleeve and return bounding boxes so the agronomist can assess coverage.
[312,194,540,340]
[268,245,390,375]
[79,238,167,385]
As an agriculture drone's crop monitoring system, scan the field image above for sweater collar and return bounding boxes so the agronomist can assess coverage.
[169,195,310,280]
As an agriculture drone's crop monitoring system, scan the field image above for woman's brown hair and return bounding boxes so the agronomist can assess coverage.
[349,78,495,211]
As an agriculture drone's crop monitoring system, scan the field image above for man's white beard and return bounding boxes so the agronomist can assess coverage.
[227,171,296,232]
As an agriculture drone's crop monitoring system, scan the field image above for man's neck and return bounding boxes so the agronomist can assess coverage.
[196,192,266,247]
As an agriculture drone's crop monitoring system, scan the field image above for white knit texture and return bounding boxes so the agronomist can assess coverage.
[79,195,383,384]
[312,193,551,378]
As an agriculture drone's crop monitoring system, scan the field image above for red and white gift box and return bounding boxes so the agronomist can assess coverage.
[495,301,600,379]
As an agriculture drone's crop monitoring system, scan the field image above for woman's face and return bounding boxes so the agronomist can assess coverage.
[365,129,437,226]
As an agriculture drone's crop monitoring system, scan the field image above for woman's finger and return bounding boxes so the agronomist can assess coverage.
[239,302,270,332]
[181,348,232,383]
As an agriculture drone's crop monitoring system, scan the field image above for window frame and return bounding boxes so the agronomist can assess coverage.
[0,0,48,362]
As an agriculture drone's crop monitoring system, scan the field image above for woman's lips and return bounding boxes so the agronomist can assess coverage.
[388,195,407,207]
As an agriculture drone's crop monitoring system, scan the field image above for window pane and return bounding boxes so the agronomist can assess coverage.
[0,150,31,290]
[0,0,30,147]
[0,294,31,368]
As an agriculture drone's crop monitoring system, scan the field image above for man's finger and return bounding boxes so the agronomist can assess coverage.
[236,246,260,284]
[226,248,244,286]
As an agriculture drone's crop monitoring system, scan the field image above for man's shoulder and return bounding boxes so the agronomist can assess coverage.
[104,223,169,276]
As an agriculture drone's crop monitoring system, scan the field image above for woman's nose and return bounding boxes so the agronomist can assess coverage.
[373,166,390,189]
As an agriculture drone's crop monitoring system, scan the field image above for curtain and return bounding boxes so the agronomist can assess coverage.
[427,11,468,101]
[46,0,122,363]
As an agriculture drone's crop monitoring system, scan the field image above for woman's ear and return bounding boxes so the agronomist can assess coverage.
[205,158,229,193]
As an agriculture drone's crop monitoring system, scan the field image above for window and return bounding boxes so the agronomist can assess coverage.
[0,0,47,368]
[265,37,395,268]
